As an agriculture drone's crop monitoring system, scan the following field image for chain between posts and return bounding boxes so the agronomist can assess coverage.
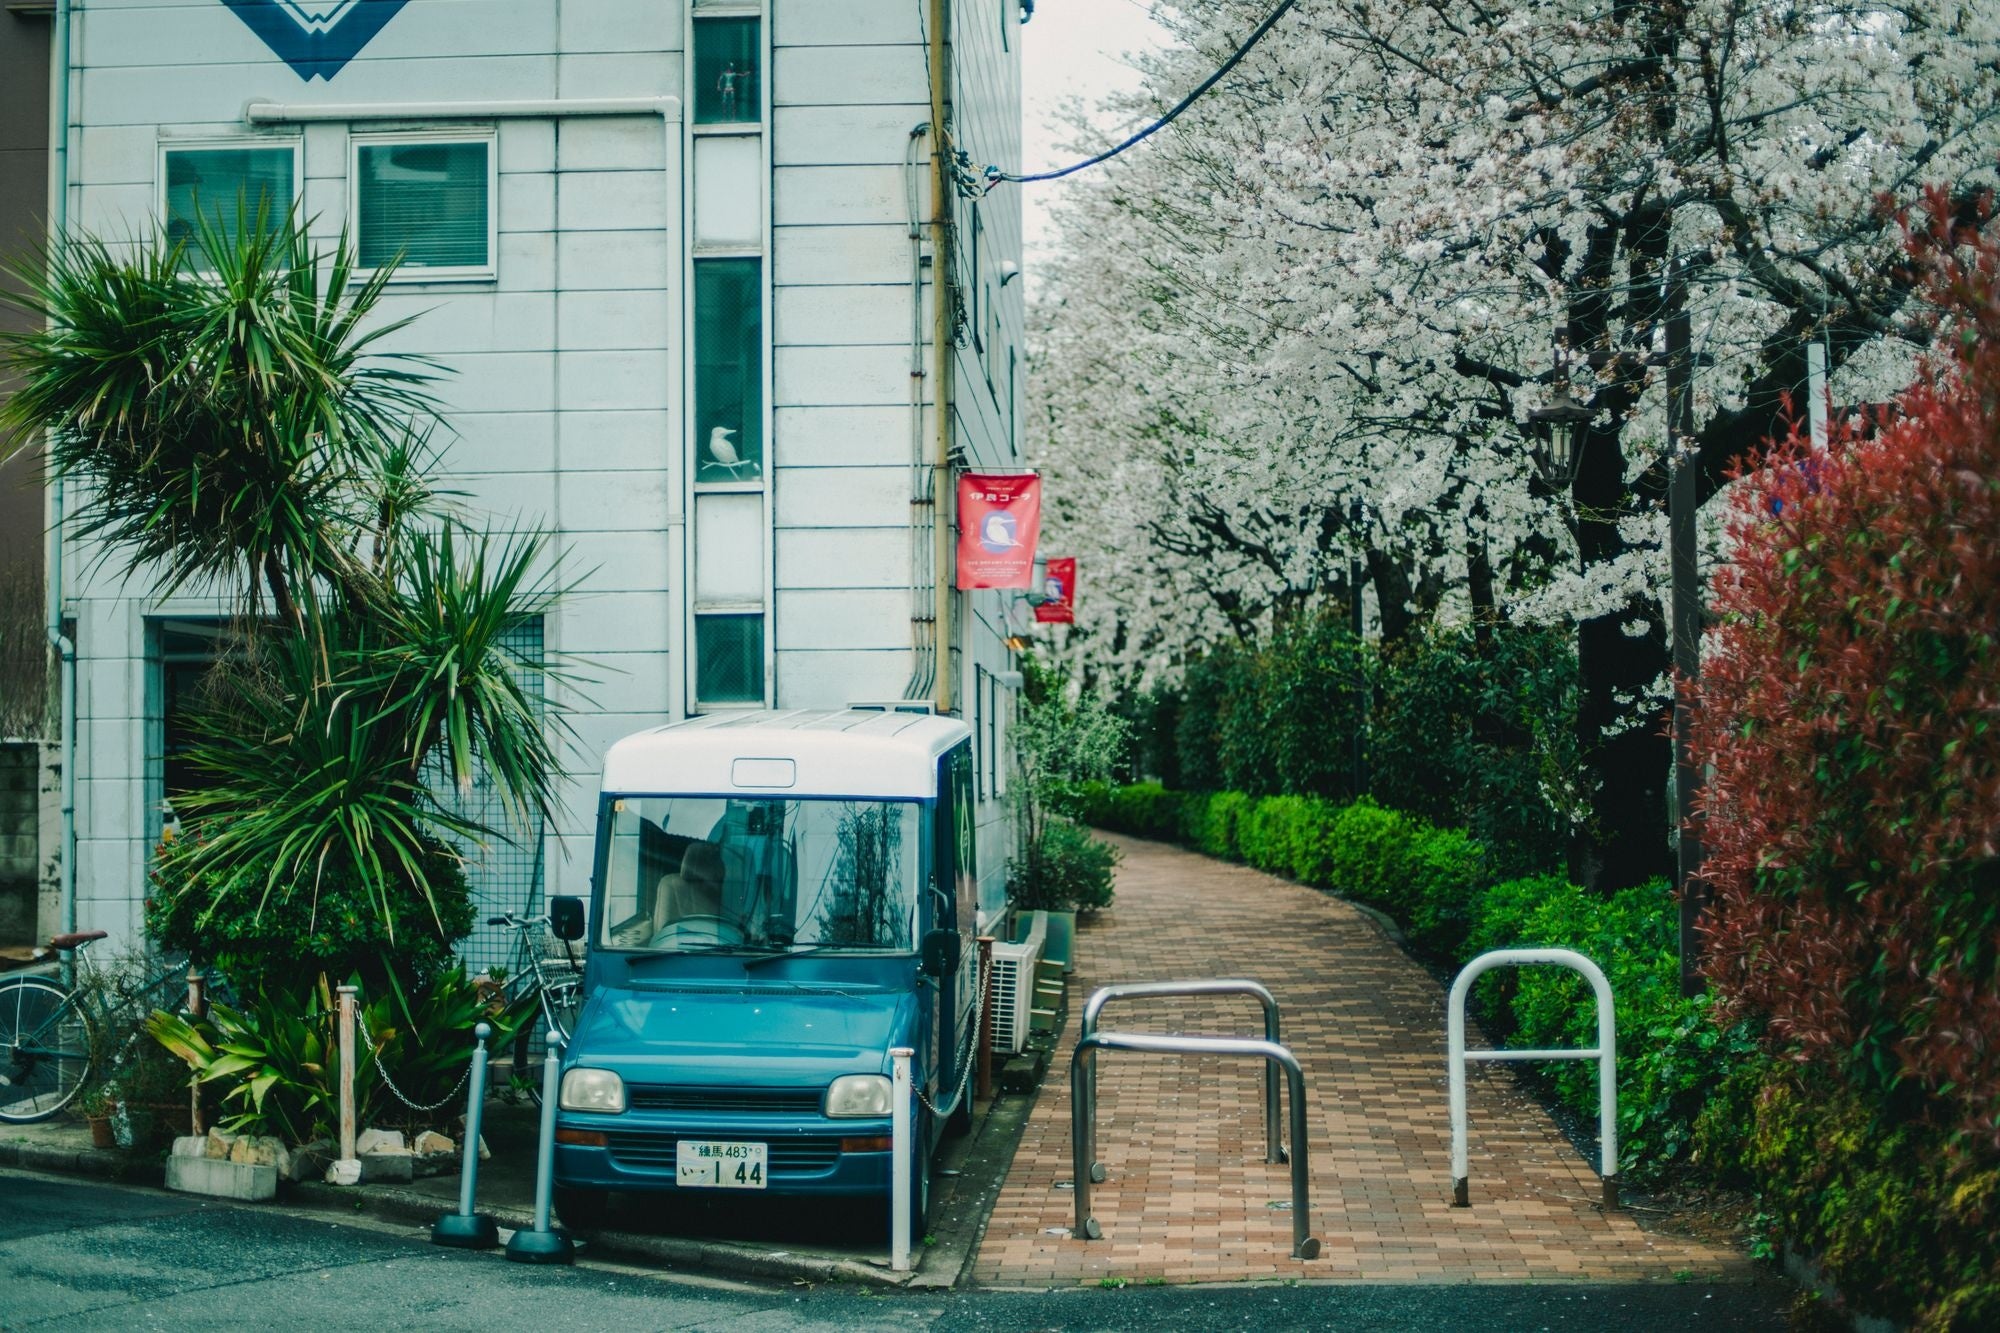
[357,1012,476,1115]
[916,953,986,1121]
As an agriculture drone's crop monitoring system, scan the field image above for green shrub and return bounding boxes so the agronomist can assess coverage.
[1189,790,1252,859]
[1076,779,1187,842]
[147,828,474,998]
[1700,1065,2000,1331]
[1007,817,1120,912]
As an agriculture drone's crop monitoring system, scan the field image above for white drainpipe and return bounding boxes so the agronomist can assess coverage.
[47,0,76,936]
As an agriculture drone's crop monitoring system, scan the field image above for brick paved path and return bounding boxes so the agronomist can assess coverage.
[972,834,1751,1286]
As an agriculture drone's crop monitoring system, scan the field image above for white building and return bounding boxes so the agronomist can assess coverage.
[48,0,1030,958]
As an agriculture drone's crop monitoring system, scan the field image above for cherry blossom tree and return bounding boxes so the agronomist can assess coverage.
[1029,0,2000,886]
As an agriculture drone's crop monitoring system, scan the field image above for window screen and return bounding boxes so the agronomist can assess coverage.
[695,258,763,482]
[693,18,761,125]
[164,147,294,253]
[696,614,764,705]
[356,139,492,272]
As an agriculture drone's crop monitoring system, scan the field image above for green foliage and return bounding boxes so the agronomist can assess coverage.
[148,987,337,1143]
[1071,781,1187,842]
[1147,623,1575,877]
[1701,1066,2000,1331]
[0,209,434,618]
[146,966,511,1142]
[1371,625,1579,877]
[1007,817,1119,913]
[146,827,473,997]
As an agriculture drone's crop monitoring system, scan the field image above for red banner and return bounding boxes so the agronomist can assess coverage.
[955,473,1040,589]
[1034,557,1076,623]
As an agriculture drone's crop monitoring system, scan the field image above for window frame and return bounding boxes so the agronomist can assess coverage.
[156,138,302,264]
[348,128,500,284]
[692,609,769,709]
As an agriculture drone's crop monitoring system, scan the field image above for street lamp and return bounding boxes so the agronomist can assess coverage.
[1528,329,1593,485]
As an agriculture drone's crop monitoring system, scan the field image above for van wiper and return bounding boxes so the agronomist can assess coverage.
[741,944,830,969]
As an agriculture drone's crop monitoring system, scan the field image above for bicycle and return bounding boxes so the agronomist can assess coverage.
[0,930,211,1125]
[485,911,584,1103]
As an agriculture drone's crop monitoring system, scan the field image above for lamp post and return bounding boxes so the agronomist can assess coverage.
[1531,289,1708,996]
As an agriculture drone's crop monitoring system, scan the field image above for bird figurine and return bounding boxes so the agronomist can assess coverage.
[707,426,756,477]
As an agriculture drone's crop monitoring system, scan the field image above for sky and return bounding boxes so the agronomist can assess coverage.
[1017,1,1169,260]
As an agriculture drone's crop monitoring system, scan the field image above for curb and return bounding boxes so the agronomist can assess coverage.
[0,1138,164,1185]
[284,1178,917,1287]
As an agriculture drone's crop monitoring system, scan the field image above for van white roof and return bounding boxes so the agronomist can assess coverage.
[599,709,972,800]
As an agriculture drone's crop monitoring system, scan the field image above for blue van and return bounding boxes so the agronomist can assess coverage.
[547,710,980,1233]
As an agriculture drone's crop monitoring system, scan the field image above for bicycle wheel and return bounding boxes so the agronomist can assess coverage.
[0,977,98,1124]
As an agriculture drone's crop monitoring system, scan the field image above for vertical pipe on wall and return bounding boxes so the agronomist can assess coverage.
[45,0,75,938]
[928,0,954,715]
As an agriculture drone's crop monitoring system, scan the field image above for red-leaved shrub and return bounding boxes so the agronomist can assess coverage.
[1692,188,2000,1142]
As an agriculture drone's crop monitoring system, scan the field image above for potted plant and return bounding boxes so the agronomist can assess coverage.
[78,1084,120,1150]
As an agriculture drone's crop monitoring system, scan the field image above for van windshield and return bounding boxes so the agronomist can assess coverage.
[596,796,922,954]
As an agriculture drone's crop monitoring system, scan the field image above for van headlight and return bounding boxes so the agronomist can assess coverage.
[825,1074,892,1118]
[559,1067,626,1113]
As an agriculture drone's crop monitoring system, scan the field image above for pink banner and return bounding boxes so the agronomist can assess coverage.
[956,473,1041,589]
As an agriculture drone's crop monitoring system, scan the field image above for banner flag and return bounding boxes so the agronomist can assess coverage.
[1034,557,1076,623]
[955,473,1041,589]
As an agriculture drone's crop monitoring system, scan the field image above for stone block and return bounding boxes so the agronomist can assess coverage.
[358,1151,414,1183]
[203,1130,238,1160]
[227,1135,282,1167]
[170,1135,208,1159]
[325,1158,362,1186]
[287,1140,334,1183]
[166,1154,277,1202]
[412,1130,454,1156]
[355,1127,407,1156]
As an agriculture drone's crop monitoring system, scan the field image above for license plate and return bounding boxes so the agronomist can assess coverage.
[675,1139,768,1190]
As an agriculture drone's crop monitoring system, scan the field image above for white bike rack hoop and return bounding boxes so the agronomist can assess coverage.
[1447,948,1620,1211]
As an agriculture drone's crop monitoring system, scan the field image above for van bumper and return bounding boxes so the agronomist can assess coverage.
[554,1117,898,1198]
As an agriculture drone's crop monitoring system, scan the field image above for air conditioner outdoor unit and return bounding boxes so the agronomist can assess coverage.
[987,914,1047,1057]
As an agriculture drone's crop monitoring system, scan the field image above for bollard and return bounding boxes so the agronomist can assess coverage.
[328,985,362,1185]
[505,1026,576,1264]
[890,1046,913,1273]
[432,1022,499,1249]
[186,971,207,1136]
[975,937,995,1102]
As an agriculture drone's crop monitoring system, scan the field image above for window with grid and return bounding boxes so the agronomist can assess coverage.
[696,613,764,705]
[693,17,761,125]
[695,257,764,482]
[163,146,295,254]
[355,137,493,276]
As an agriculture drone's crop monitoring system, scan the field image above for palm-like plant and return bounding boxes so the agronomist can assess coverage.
[1,204,435,622]
[1,207,570,962]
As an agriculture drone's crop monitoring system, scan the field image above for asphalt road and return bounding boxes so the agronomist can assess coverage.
[0,1170,1790,1331]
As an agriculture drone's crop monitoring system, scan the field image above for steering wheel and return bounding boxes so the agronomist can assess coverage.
[652,914,747,947]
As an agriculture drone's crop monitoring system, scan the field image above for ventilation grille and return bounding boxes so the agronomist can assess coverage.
[605,1132,841,1176]
[626,1085,823,1115]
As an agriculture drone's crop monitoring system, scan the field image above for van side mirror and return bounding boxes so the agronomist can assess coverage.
[920,929,961,978]
[549,896,586,942]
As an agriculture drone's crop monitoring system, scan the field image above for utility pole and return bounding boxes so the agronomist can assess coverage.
[1666,260,1707,997]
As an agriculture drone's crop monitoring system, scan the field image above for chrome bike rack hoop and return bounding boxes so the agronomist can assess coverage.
[1070,1031,1319,1261]
[1447,948,1620,1210]
[1077,979,1287,1183]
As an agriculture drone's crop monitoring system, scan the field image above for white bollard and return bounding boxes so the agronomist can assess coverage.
[328,985,362,1186]
[890,1046,914,1273]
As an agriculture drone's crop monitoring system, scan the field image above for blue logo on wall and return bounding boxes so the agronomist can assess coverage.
[224,1,409,81]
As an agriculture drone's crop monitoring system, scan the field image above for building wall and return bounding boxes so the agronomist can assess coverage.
[56,0,1026,942]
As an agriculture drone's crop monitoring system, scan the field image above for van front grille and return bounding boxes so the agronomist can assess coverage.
[605,1131,842,1176]
[625,1085,824,1115]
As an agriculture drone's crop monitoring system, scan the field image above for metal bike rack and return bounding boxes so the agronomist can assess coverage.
[1078,979,1286,1184]
[1071,1031,1320,1261]
[1447,948,1619,1210]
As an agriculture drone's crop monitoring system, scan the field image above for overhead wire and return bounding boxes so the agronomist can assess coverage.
[987,0,1300,186]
